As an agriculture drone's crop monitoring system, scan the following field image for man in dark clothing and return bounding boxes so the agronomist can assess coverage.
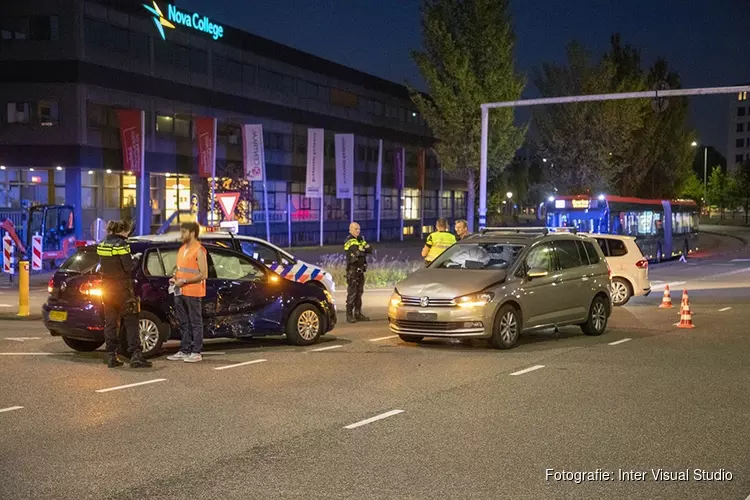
[343,221,372,323]
[97,220,152,368]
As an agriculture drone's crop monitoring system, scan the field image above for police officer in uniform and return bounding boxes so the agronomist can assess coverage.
[422,217,457,266]
[344,221,372,323]
[97,220,152,369]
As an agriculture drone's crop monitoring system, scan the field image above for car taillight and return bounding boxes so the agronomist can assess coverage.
[79,279,103,297]
[48,278,54,294]
[635,259,648,269]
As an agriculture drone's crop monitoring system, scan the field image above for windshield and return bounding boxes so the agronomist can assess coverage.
[431,243,525,270]
[59,248,99,274]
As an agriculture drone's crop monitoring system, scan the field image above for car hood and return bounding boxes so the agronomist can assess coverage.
[395,269,507,299]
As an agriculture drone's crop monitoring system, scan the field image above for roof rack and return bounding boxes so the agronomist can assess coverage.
[546,227,578,235]
[479,227,548,235]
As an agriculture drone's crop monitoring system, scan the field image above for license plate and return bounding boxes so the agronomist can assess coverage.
[48,311,67,322]
[407,312,437,321]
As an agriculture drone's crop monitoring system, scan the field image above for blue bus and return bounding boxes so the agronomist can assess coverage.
[543,195,699,262]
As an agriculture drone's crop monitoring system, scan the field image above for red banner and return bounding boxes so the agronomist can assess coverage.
[194,117,217,178]
[417,148,426,190]
[116,109,144,175]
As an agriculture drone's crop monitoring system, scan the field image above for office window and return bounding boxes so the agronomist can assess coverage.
[298,80,320,100]
[738,123,745,133]
[331,88,358,109]
[294,135,306,154]
[154,41,190,71]
[156,115,174,135]
[130,31,149,60]
[213,56,242,83]
[403,188,420,220]
[84,17,128,54]
[258,68,294,94]
[740,92,748,101]
[37,100,59,126]
[242,64,256,87]
[122,174,136,208]
[87,103,109,128]
[357,145,366,162]
[739,107,747,117]
[737,155,744,164]
[736,138,745,148]
[191,49,207,74]
[1,16,58,41]
[174,117,190,138]
[103,172,121,209]
[6,102,30,124]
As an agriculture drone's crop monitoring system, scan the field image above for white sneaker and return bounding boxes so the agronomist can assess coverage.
[167,351,189,361]
[184,353,203,363]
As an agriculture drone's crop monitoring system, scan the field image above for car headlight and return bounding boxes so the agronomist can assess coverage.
[390,290,402,307]
[455,292,494,308]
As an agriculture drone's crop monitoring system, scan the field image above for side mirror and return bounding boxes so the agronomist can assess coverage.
[526,267,548,279]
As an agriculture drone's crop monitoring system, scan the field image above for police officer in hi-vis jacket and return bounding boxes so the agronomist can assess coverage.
[343,222,372,323]
[422,217,457,267]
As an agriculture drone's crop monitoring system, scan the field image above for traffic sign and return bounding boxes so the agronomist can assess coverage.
[216,192,240,221]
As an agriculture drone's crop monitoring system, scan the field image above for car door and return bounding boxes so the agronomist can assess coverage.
[238,240,287,266]
[552,239,587,322]
[516,242,563,328]
[206,248,283,336]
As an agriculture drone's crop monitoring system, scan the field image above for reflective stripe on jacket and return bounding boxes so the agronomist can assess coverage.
[176,243,207,297]
[425,231,457,262]
[97,235,133,281]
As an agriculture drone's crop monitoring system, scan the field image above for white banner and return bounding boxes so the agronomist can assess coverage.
[243,124,265,182]
[376,139,383,201]
[335,133,354,199]
[305,128,324,198]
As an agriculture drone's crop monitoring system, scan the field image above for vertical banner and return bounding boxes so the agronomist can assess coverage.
[243,124,270,241]
[195,117,217,229]
[395,147,405,241]
[335,134,354,199]
[376,139,383,242]
[304,128,325,247]
[305,128,324,198]
[116,109,146,234]
[418,148,426,237]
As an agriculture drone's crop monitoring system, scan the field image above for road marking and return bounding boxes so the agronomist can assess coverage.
[5,337,42,342]
[214,359,267,371]
[95,379,167,393]
[730,258,750,262]
[510,365,545,376]
[369,335,398,342]
[608,338,632,346]
[0,406,23,413]
[344,409,404,429]
[651,281,686,291]
[0,352,69,356]
[310,345,343,352]
[708,267,750,278]
[719,307,732,312]
[202,352,227,356]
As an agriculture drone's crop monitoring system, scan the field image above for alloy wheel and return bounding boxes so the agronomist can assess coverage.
[611,281,629,305]
[592,302,606,332]
[500,311,518,344]
[297,310,320,341]
[139,319,160,352]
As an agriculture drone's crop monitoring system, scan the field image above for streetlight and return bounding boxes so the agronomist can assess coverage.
[506,191,513,199]
[692,141,708,205]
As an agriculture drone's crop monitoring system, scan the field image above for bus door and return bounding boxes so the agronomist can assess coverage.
[661,201,673,257]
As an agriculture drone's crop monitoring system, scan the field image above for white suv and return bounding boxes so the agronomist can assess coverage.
[582,234,650,306]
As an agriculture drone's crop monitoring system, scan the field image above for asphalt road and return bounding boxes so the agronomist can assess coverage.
[1,228,749,500]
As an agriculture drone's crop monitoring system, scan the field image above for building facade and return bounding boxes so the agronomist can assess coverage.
[0,0,468,245]
[728,90,750,171]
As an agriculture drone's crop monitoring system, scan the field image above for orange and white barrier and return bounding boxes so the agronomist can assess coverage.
[3,234,14,274]
[659,284,672,309]
[676,289,695,329]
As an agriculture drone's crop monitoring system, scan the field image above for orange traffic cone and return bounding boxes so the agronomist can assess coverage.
[678,289,693,316]
[659,285,672,308]
[677,291,695,328]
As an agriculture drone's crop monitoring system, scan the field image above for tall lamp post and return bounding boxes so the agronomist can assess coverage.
[506,191,513,217]
[691,141,708,208]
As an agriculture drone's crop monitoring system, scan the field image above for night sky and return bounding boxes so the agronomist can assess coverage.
[179,0,750,156]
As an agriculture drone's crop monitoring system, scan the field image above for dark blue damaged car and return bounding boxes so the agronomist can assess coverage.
[42,240,337,358]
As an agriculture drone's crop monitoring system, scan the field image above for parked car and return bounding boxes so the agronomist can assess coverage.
[582,234,651,306]
[43,240,336,357]
[387,228,612,349]
[133,232,335,293]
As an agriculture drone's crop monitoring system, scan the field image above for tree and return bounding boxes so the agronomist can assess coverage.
[734,160,750,223]
[706,165,737,219]
[532,40,647,193]
[410,0,526,231]
[678,171,703,205]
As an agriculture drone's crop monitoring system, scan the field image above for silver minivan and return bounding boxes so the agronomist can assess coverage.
[388,229,612,349]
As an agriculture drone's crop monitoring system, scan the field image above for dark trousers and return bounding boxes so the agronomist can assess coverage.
[346,268,365,312]
[103,289,140,355]
[175,295,204,354]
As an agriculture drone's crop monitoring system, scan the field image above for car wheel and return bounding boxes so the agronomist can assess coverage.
[490,304,521,349]
[62,337,104,352]
[118,311,165,359]
[610,278,632,306]
[286,304,323,346]
[581,296,609,336]
[398,334,423,343]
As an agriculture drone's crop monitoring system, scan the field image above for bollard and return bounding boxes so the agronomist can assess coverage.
[18,260,29,317]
